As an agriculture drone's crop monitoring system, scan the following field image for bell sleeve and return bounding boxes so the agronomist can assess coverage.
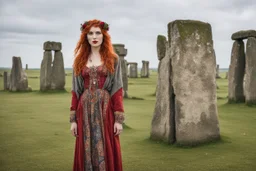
[110,57,125,124]
[69,69,79,123]
[111,88,125,124]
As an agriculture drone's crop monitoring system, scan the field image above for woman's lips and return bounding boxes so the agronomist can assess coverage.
[92,41,98,44]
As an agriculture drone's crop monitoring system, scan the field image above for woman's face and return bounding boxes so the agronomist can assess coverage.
[87,26,103,47]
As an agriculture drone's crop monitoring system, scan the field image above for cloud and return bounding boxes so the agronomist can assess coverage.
[0,0,255,69]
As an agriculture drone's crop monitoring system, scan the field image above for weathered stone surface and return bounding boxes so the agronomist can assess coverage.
[4,71,8,90]
[113,44,127,56]
[123,59,128,98]
[51,51,65,90]
[141,60,150,78]
[129,62,138,78]
[9,56,31,91]
[43,41,62,51]
[52,42,62,51]
[157,35,167,60]
[150,46,175,143]
[7,72,10,90]
[228,40,245,103]
[225,71,228,79]
[113,44,128,98]
[40,51,52,91]
[169,20,220,145]
[231,30,256,40]
[244,37,256,105]
[44,41,54,51]
[216,64,221,78]
[126,62,130,77]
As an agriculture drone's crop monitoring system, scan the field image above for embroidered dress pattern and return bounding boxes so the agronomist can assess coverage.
[80,65,110,171]
[72,62,124,171]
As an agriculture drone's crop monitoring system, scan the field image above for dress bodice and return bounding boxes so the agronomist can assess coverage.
[81,65,108,90]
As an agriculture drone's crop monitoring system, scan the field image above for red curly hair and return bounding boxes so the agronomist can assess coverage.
[73,19,118,76]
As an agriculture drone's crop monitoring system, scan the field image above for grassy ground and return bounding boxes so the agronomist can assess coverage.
[0,69,255,171]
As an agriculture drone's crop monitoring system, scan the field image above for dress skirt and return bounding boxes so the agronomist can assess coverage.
[73,88,123,171]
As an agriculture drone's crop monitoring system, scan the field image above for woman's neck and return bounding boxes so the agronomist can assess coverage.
[87,46,102,67]
[91,46,100,56]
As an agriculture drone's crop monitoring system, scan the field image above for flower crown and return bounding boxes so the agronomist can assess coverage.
[80,21,109,31]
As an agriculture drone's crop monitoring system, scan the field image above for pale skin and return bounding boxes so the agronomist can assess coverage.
[70,26,123,137]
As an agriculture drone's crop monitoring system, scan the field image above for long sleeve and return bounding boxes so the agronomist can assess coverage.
[111,88,125,124]
[70,91,78,111]
[69,90,78,123]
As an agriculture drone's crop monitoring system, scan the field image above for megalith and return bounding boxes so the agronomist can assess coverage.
[3,71,8,90]
[113,44,128,98]
[244,37,256,105]
[151,35,175,143]
[141,60,150,78]
[151,20,220,146]
[228,40,245,103]
[170,20,220,145]
[51,51,65,90]
[40,41,65,91]
[40,49,52,91]
[216,64,221,78]
[129,62,138,78]
[9,56,31,91]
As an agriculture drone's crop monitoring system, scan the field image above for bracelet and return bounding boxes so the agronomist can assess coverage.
[70,111,76,123]
[114,111,125,124]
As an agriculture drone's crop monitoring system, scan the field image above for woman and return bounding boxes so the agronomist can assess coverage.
[69,19,125,171]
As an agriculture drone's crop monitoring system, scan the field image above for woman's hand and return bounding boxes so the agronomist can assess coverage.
[70,122,78,137]
[114,122,123,136]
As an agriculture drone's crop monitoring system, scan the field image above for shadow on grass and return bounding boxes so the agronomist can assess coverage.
[0,90,34,93]
[125,96,145,100]
[0,89,69,94]
[220,101,256,108]
[217,96,227,99]
[142,135,231,149]
[35,89,69,94]
[123,123,133,130]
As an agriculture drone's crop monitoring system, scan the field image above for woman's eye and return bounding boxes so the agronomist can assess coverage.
[96,32,101,34]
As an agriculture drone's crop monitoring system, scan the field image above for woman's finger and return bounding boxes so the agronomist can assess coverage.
[74,128,77,136]
[71,129,76,137]
[114,125,117,134]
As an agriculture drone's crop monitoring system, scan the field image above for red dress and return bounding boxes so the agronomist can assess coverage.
[70,65,124,171]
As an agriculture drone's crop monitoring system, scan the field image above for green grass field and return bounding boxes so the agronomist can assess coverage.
[0,69,255,171]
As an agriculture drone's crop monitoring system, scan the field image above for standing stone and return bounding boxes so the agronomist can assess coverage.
[228,40,245,103]
[124,60,128,78]
[129,63,138,78]
[216,64,221,78]
[9,56,31,91]
[244,37,256,105]
[7,73,10,90]
[141,60,150,78]
[3,71,8,90]
[26,64,28,70]
[127,63,130,77]
[157,35,167,60]
[52,42,62,51]
[151,38,175,143]
[51,51,65,90]
[43,41,54,51]
[40,51,52,91]
[113,44,128,98]
[231,30,256,40]
[169,20,220,145]
[225,71,229,79]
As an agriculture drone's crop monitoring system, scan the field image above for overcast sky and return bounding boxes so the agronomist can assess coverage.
[0,0,255,68]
